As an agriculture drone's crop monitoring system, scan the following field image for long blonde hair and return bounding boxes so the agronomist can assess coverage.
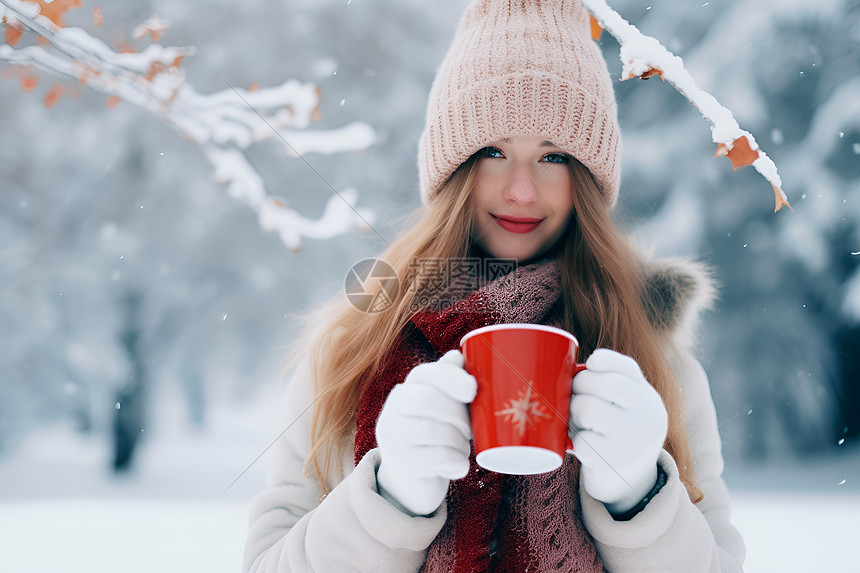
[282,151,702,503]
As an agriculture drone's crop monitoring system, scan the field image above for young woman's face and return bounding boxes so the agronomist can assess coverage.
[470,135,575,263]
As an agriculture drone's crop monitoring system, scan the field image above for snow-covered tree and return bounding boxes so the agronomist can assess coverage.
[609,0,859,459]
[0,0,856,473]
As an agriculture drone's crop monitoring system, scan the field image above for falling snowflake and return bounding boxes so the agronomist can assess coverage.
[494,385,551,436]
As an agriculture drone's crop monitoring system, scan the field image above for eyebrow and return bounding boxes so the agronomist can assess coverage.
[498,138,558,147]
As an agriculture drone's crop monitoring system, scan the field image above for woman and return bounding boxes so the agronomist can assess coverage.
[243,1,746,571]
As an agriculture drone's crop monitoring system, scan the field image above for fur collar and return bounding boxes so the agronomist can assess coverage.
[640,257,717,348]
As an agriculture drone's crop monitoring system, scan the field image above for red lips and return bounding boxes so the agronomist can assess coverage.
[490,213,543,233]
[491,213,543,223]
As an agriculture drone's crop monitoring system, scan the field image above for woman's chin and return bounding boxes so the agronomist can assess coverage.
[482,246,537,263]
[471,237,556,263]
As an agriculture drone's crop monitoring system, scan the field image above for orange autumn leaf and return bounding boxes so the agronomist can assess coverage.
[133,15,168,43]
[2,66,34,88]
[727,136,759,169]
[4,26,23,46]
[589,15,603,41]
[144,55,184,81]
[92,6,104,27]
[26,0,83,28]
[622,64,664,81]
[144,62,166,81]
[106,95,121,108]
[3,17,24,46]
[79,66,101,86]
[773,185,793,213]
[43,83,64,108]
[21,72,39,92]
[640,67,664,80]
[248,82,260,92]
[715,136,759,170]
[271,198,285,208]
[310,86,323,122]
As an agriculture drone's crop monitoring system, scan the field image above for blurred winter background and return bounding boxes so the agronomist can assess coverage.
[0,0,857,571]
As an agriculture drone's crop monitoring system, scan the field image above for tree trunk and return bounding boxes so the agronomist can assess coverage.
[113,292,147,473]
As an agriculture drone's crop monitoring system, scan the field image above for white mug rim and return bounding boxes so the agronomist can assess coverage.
[459,322,578,348]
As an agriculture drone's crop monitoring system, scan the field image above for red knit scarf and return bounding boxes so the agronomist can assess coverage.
[354,259,604,572]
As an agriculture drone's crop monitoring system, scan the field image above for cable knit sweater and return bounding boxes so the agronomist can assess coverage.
[242,257,746,572]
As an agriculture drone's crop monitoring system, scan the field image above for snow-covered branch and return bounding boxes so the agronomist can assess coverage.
[0,0,377,250]
[204,145,376,251]
[583,0,791,212]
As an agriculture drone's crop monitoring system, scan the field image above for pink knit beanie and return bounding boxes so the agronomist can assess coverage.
[417,0,621,207]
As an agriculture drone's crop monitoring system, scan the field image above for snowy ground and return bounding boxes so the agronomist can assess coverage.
[2,491,858,573]
[1,392,858,573]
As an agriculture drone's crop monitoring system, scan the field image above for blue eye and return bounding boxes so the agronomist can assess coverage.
[542,153,569,164]
[480,146,504,158]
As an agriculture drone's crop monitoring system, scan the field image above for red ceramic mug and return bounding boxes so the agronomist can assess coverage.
[460,323,586,475]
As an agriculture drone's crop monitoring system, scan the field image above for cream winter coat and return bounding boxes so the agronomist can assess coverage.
[242,260,747,572]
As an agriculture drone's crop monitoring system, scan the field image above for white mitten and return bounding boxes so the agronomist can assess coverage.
[376,349,477,516]
[569,348,668,514]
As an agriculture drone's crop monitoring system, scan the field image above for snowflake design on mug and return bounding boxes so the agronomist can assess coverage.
[494,384,552,436]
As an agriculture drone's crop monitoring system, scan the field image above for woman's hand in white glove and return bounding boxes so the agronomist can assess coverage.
[569,348,668,515]
[375,349,478,516]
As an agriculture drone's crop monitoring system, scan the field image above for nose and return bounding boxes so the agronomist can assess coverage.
[501,160,540,204]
